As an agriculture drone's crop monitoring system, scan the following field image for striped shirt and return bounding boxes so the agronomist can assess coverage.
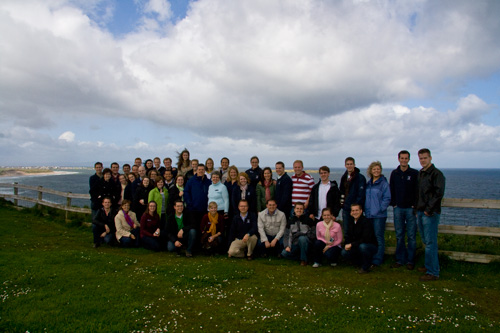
[291,172,315,205]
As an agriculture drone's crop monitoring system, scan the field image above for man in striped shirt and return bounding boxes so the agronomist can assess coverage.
[291,160,315,212]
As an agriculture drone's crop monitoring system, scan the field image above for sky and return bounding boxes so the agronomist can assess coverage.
[1,0,500,169]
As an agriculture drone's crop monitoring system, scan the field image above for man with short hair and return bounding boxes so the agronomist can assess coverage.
[131,166,147,196]
[257,199,287,256]
[131,165,139,173]
[291,160,315,210]
[246,156,262,189]
[416,148,445,281]
[389,150,419,270]
[339,157,366,236]
[228,200,258,259]
[220,157,230,183]
[184,163,211,227]
[134,157,142,168]
[281,202,315,266]
[89,162,103,219]
[153,157,161,171]
[162,157,178,178]
[308,166,341,221]
[341,204,377,274]
[274,161,293,219]
[122,164,131,177]
[166,200,197,257]
[110,162,121,193]
[184,159,199,181]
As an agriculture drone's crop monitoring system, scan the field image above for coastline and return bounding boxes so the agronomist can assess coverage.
[0,169,61,178]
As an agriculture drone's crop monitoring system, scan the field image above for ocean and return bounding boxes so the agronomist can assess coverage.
[1,168,499,227]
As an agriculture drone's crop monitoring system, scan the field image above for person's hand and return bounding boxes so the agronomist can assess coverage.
[105,225,110,233]
[323,246,329,253]
[242,234,249,243]
[264,241,270,248]
[270,239,278,248]
[154,229,160,237]
[100,231,107,238]
[424,211,431,216]
[131,234,136,240]
[179,191,184,197]
[175,241,182,247]
[285,246,291,253]
[208,236,213,243]
[140,199,144,205]
[309,214,314,220]
[177,229,184,238]
[345,243,352,251]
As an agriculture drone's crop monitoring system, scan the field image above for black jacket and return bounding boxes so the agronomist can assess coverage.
[308,180,341,218]
[339,168,366,210]
[228,212,258,244]
[275,173,293,217]
[345,214,377,248]
[389,165,419,208]
[416,164,445,215]
[165,212,195,243]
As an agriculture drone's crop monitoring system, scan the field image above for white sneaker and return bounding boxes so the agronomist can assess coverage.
[331,263,337,267]
[312,263,320,268]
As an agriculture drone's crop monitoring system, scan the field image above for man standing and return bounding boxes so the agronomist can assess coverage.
[339,157,366,236]
[134,157,142,168]
[122,164,131,178]
[246,156,262,189]
[291,160,315,210]
[131,166,147,195]
[110,162,121,190]
[274,161,293,219]
[228,200,258,260]
[389,150,419,270]
[184,159,199,181]
[257,199,287,257]
[184,163,212,228]
[220,157,230,183]
[308,166,341,221]
[162,157,178,178]
[341,204,377,274]
[416,148,445,281]
[89,162,103,219]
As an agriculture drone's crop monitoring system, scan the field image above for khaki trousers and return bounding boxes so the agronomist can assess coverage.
[228,235,258,257]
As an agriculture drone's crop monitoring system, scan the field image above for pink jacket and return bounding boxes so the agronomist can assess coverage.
[316,221,343,248]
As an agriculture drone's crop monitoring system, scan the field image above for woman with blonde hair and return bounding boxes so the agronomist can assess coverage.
[231,172,257,213]
[205,157,215,180]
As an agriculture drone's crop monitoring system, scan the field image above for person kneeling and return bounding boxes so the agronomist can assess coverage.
[341,204,378,274]
[166,200,197,257]
[200,201,225,255]
[228,200,258,260]
[312,208,343,268]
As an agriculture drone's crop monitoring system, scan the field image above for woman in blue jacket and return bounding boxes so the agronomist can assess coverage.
[365,161,391,267]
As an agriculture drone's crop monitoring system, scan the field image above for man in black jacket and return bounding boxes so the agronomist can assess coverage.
[228,200,258,260]
[308,166,341,221]
[416,148,445,281]
[274,161,293,219]
[339,157,366,236]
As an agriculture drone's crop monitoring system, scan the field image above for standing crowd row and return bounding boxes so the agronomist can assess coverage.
[89,148,445,281]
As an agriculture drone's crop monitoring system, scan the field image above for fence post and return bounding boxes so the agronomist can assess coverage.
[66,194,72,222]
[37,186,43,211]
[13,182,18,206]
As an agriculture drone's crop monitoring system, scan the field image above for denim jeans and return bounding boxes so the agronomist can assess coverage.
[168,229,197,254]
[394,207,417,265]
[313,240,341,264]
[417,211,440,277]
[341,243,377,271]
[257,234,284,256]
[281,235,310,262]
[370,217,387,266]
[119,229,140,248]
[92,224,114,245]
[142,236,161,251]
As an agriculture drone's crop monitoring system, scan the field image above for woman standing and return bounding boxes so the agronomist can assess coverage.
[176,149,191,177]
[208,171,229,218]
[231,172,257,213]
[115,200,140,247]
[140,201,162,251]
[256,167,275,212]
[365,161,391,267]
[148,176,169,228]
[134,177,152,218]
[205,158,215,180]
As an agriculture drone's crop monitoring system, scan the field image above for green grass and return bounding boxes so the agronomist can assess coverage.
[1,200,499,332]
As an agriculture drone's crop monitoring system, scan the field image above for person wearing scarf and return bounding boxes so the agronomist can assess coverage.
[114,200,140,247]
[231,172,256,213]
[256,167,276,212]
[312,208,343,267]
[200,202,225,254]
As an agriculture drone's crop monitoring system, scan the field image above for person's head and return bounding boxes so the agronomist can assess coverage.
[238,172,250,186]
[261,167,273,184]
[228,166,239,181]
[367,161,382,179]
[220,157,229,170]
[145,159,153,169]
[196,164,206,177]
[128,172,136,183]
[121,199,132,212]
[293,160,304,176]
[119,174,128,185]
[205,158,214,171]
[175,174,184,186]
[418,148,432,169]
[163,157,172,168]
[148,201,157,214]
[208,201,218,215]
[177,148,190,168]
[266,199,277,214]
[350,203,363,219]
[142,177,150,188]
[321,207,333,222]
[102,197,112,209]
[174,200,184,215]
[122,164,131,174]
[250,156,260,169]
[294,202,305,217]
[164,170,173,182]
[134,157,142,167]
[111,162,119,175]
[211,171,221,184]
[153,157,161,169]
[345,157,355,173]
[275,161,285,176]
[138,166,146,178]
[148,169,158,179]
[238,200,249,214]
[319,166,330,182]
[155,176,164,188]
[102,168,112,181]
[191,159,199,170]
[132,165,138,173]
[94,162,103,175]
[398,150,410,168]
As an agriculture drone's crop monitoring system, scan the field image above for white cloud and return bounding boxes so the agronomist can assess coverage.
[58,131,75,142]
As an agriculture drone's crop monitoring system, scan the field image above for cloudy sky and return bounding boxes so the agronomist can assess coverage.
[1,0,499,169]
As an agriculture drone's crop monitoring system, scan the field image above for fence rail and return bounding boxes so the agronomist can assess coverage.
[1,182,499,263]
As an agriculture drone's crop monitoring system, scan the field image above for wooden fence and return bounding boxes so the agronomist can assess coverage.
[0,182,499,263]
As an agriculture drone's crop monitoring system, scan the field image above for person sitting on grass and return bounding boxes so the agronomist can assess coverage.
[166,200,197,257]
[312,208,343,268]
[114,200,140,248]
[200,201,225,255]
[281,202,315,266]
[92,197,117,248]
[341,204,377,274]
[228,200,258,260]
[140,201,162,251]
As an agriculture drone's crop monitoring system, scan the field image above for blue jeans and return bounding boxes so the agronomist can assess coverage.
[281,235,310,262]
[168,229,197,254]
[141,236,161,251]
[119,229,140,248]
[313,240,341,264]
[370,217,386,266]
[394,207,417,265]
[92,224,114,245]
[417,211,440,277]
[342,243,377,271]
[257,234,284,256]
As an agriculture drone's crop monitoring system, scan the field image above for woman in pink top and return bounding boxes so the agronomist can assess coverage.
[312,208,343,267]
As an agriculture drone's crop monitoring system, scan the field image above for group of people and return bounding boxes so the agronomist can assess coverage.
[89,148,445,281]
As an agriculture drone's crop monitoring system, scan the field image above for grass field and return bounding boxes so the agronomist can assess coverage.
[1,200,499,332]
